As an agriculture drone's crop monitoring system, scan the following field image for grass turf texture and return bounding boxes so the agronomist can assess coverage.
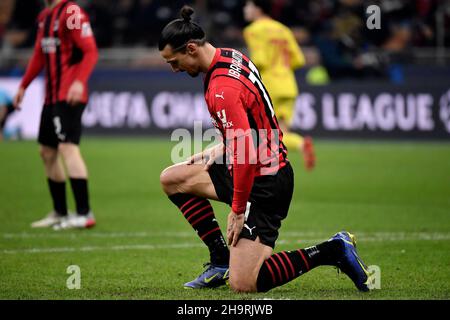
[0,138,449,300]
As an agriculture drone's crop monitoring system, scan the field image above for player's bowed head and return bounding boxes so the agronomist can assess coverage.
[158,6,215,78]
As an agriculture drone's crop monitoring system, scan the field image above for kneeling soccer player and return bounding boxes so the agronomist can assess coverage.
[158,6,372,293]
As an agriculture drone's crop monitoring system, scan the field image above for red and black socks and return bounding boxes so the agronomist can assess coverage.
[256,240,343,292]
[169,193,229,266]
[47,178,67,216]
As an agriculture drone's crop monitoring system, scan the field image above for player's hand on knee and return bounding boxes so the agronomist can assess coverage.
[204,152,216,170]
[186,151,205,165]
[204,144,225,170]
[227,211,245,247]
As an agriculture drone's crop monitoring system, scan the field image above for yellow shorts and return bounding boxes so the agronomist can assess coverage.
[272,97,296,126]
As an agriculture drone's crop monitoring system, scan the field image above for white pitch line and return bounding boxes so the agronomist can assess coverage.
[283,232,450,241]
[1,231,449,255]
[2,231,450,241]
[1,242,204,254]
[2,231,195,239]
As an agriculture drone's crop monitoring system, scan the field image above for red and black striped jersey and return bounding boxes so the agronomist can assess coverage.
[204,48,289,214]
[20,0,98,105]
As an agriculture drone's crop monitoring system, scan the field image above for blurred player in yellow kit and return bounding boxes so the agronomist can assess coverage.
[243,0,315,170]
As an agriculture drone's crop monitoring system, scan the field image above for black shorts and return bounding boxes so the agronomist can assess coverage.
[208,162,294,248]
[38,102,86,148]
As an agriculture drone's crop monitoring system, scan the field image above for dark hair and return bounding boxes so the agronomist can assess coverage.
[250,0,272,15]
[158,6,206,51]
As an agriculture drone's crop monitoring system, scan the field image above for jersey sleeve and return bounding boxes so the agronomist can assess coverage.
[20,21,45,89]
[211,85,257,215]
[243,26,269,71]
[64,5,98,84]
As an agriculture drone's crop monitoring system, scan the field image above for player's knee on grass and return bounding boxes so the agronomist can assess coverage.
[228,237,273,293]
[229,259,260,293]
[229,272,258,293]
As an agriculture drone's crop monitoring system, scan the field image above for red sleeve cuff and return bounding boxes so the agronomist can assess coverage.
[232,203,246,215]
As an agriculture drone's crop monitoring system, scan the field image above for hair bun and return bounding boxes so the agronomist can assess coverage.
[180,5,194,22]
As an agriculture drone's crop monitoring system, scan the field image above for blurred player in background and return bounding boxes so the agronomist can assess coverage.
[158,6,371,293]
[0,89,15,141]
[243,0,315,171]
[13,0,98,229]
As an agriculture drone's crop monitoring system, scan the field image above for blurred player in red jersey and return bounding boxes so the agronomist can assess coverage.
[158,6,372,293]
[13,0,98,230]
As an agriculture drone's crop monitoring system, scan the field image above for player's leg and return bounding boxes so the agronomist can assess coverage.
[160,162,230,288]
[53,103,95,229]
[31,105,68,228]
[228,237,272,292]
[275,97,315,171]
[160,161,219,199]
[58,142,91,217]
[228,204,371,293]
[255,237,346,292]
[230,233,371,293]
[40,145,66,184]
[228,213,344,293]
[274,97,303,150]
[230,164,371,293]
[58,143,88,178]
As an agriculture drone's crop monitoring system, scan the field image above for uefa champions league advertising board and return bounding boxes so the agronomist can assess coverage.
[2,73,450,140]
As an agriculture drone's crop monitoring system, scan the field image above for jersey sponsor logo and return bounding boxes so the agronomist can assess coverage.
[215,91,225,100]
[216,109,233,128]
[210,116,218,128]
[41,37,61,53]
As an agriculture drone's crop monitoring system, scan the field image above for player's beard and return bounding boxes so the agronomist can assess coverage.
[188,71,200,78]
[185,65,200,78]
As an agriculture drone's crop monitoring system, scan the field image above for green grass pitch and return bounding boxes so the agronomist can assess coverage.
[0,138,449,299]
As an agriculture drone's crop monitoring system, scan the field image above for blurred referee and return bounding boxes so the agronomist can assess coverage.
[13,0,98,230]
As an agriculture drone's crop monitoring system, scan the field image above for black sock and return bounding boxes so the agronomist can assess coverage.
[169,193,229,266]
[69,178,90,216]
[256,240,343,292]
[302,240,344,268]
[47,178,67,216]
